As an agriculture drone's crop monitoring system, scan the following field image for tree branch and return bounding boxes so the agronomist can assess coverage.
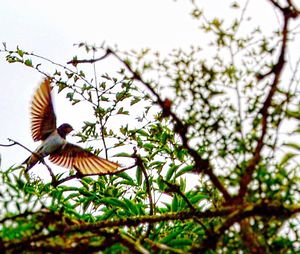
[0,138,57,183]
[144,238,186,254]
[161,179,197,212]
[3,201,299,251]
[132,148,154,239]
[237,1,299,200]
[191,201,300,252]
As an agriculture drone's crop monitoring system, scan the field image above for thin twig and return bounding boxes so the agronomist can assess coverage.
[118,231,150,254]
[161,179,197,212]
[144,238,187,254]
[132,148,154,239]
[91,50,109,160]
[1,138,57,183]
[67,49,111,65]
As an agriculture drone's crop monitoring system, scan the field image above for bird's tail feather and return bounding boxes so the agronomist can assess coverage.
[23,154,40,172]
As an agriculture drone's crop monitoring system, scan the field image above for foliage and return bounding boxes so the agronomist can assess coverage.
[1,1,300,253]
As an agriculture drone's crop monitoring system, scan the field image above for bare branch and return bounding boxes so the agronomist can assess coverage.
[67,49,112,66]
[0,138,57,183]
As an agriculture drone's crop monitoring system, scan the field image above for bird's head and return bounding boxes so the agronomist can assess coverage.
[57,123,74,138]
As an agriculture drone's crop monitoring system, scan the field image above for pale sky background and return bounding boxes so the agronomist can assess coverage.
[0,0,299,181]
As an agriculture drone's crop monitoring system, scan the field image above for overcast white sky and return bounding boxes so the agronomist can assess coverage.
[0,0,299,180]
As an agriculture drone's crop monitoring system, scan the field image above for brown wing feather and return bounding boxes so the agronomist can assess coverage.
[31,78,57,141]
[49,143,120,175]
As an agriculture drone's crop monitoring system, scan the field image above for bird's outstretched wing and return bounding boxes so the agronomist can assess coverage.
[31,78,57,141]
[49,143,120,175]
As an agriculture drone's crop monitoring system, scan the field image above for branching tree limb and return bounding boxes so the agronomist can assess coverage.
[237,0,300,201]
[2,201,299,252]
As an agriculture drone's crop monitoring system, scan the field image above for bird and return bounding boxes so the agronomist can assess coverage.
[23,78,120,175]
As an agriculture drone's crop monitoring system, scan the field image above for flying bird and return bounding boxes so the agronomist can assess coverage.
[23,78,120,175]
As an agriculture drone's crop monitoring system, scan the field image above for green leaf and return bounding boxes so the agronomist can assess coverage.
[169,238,193,247]
[211,18,222,28]
[124,198,139,215]
[165,164,180,181]
[24,59,32,67]
[286,109,300,119]
[291,126,300,134]
[15,176,25,190]
[116,91,130,101]
[101,74,111,80]
[179,177,186,192]
[175,165,194,178]
[284,142,300,151]
[189,194,209,204]
[79,70,85,77]
[136,166,143,186]
[160,230,181,244]
[156,177,166,191]
[72,99,80,105]
[117,107,129,115]
[171,194,179,212]
[161,132,168,144]
[118,172,134,183]
[17,47,24,57]
[100,96,109,102]
[113,152,131,157]
[137,129,149,136]
[82,198,92,213]
[66,92,74,100]
[143,143,155,150]
[279,152,296,166]
[101,197,126,209]
[231,2,240,8]
[176,148,187,161]
[130,97,141,105]
[98,209,116,220]
[57,81,68,93]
